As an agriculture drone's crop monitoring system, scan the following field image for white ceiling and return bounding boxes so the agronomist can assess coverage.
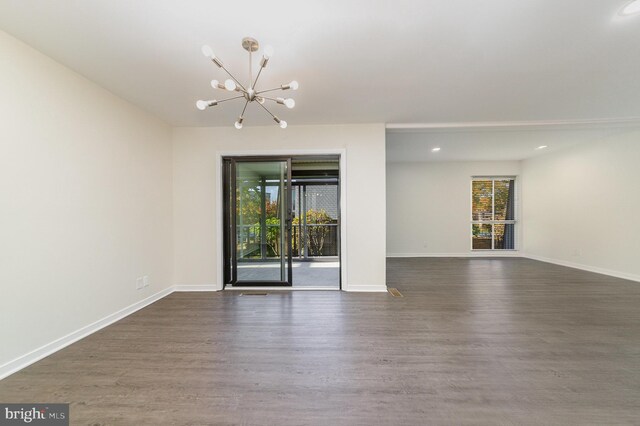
[1,0,640,127]
[386,124,640,162]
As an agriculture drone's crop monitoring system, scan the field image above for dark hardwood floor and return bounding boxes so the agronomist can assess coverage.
[1,258,640,425]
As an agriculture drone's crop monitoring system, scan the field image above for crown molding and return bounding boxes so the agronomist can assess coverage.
[386,117,640,133]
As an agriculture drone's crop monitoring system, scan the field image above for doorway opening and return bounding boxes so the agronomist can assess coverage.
[222,155,341,289]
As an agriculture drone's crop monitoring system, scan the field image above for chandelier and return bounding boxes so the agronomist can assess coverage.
[196,37,298,129]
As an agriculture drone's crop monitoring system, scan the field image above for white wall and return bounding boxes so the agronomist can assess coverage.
[386,161,521,256]
[0,31,173,372]
[172,124,386,291]
[522,131,640,281]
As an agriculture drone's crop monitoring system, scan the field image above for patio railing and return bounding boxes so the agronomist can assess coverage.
[237,222,338,259]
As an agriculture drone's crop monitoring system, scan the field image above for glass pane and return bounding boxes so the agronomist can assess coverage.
[494,223,515,250]
[304,185,339,257]
[472,224,492,250]
[264,178,282,258]
[291,186,301,257]
[472,180,493,221]
[494,179,515,221]
[236,161,287,281]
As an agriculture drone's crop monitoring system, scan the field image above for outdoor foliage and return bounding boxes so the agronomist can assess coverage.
[472,181,493,220]
[308,210,333,256]
[236,183,335,257]
[237,184,280,224]
[295,209,333,256]
[263,217,282,257]
[472,179,513,221]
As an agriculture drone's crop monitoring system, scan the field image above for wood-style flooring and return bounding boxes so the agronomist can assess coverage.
[1,258,640,425]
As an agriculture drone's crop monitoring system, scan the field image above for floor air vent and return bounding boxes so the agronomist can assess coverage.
[388,288,403,297]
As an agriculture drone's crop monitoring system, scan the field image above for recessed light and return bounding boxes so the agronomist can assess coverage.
[536,145,548,150]
[621,0,640,15]
[432,147,441,152]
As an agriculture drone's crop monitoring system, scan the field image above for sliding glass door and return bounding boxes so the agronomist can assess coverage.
[228,158,292,286]
[222,155,341,289]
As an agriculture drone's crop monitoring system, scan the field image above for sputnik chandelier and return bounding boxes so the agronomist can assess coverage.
[196,37,298,129]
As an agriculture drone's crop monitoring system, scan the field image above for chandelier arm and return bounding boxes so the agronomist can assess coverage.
[259,96,281,103]
[217,95,246,104]
[240,99,249,117]
[252,65,264,90]
[249,49,252,88]
[255,87,284,95]
[256,100,278,119]
[219,65,247,92]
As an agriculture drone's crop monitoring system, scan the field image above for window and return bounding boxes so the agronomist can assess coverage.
[471,177,516,250]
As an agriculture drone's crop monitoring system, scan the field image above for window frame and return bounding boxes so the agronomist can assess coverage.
[470,176,518,251]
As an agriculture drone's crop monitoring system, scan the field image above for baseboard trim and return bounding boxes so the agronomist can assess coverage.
[345,285,388,292]
[522,254,640,283]
[387,252,522,258]
[0,287,173,381]
[173,284,220,292]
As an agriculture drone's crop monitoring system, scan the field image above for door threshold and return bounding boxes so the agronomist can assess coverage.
[225,286,340,291]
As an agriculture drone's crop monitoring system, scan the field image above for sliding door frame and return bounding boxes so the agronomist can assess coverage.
[216,149,347,291]
[225,156,293,287]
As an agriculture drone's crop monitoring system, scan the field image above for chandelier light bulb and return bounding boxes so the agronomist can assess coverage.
[284,98,295,109]
[201,45,214,58]
[621,0,640,15]
[263,45,274,58]
[234,121,243,129]
[224,79,236,91]
[211,79,220,89]
[281,81,299,91]
[279,120,288,129]
[256,96,265,104]
[196,100,217,110]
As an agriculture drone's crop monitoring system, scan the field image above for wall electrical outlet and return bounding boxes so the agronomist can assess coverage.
[136,277,143,290]
[143,275,149,287]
